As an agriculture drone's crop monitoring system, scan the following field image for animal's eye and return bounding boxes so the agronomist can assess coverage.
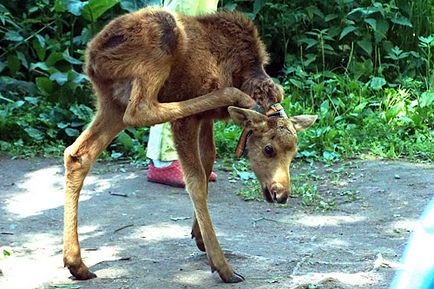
[263,145,275,157]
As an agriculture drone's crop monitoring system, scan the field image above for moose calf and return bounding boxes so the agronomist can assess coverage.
[63,7,317,283]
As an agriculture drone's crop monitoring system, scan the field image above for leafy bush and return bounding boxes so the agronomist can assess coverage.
[0,0,157,155]
[228,0,433,81]
[219,0,434,161]
[281,71,434,161]
[0,0,433,162]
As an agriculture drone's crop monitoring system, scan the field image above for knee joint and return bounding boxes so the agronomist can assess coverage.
[64,147,89,172]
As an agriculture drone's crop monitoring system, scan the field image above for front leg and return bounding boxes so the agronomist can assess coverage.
[191,119,215,252]
[173,117,244,283]
[123,78,256,127]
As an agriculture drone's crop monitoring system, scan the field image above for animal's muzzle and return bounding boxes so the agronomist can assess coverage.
[263,184,289,204]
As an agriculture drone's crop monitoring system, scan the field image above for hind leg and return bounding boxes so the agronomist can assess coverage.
[123,79,255,127]
[63,105,126,280]
[86,9,255,127]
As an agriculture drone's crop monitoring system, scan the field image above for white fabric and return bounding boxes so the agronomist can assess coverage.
[146,124,164,160]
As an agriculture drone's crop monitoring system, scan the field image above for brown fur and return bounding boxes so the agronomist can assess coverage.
[62,7,316,283]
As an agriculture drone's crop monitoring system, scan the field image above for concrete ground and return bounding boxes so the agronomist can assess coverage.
[0,156,432,289]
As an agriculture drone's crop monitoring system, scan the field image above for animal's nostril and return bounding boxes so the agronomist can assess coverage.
[271,189,277,201]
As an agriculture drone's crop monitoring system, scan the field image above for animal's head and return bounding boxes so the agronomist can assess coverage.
[228,106,317,204]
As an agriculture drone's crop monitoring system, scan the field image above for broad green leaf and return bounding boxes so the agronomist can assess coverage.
[303,54,317,66]
[391,15,412,27]
[339,25,357,40]
[324,14,338,22]
[364,18,376,31]
[16,51,28,69]
[70,121,85,127]
[7,54,20,74]
[300,38,318,49]
[369,77,386,90]
[120,0,159,12]
[253,0,265,16]
[24,127,44,141]
[31,62,50,71]
[111,151,123,159]
[36,77,54,94]
[50,72,69,85]
[354,102,368,113]
[54,0,66,12]
[57,122,69,129]
[289,79,304,89]
[419,92,434,108]
[238,171,255,180]
[323,151,338,161]
[0,76,37,94]
[64,0,88,16]
[35,34,46,47]
[69,70,88,84]
[348,7,365,16]
[357,37,372,55]
[223,2,237,11]
[5,31,23,42]
[11,100,25,109]
[46,52,64,66]
[24,97,39,105]
[29,5,39,13]
[374,18,389,43]
[419,35,434,48]
[0,61,6,73]
[323,44,335,53]
[70,104,93,121]
[77,27,92,44]
[82,0,119,22]
[65,128,80,137]
[32,39,46,60]
[305,5,324,19]
[62,50,83,65]
[116,131,134,150]
[320,100,329,116]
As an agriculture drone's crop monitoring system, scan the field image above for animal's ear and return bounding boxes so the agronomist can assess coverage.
[290,115,318,132]
[228,106,267,131]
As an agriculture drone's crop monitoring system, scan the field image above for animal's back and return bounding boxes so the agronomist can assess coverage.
[86,7,266,111]
[157,11,268,104]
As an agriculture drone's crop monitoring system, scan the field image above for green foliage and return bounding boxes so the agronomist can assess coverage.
[229,0,433,81]
[3,249,11,257]
[214,121,243,157]
[216,0,434,161]
[0,0,157,155]
[280,70,433,161]
[237,178,262,201]
[0,0,433,164]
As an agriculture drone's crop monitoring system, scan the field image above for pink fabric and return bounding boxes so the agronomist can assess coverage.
[147,161,217,188]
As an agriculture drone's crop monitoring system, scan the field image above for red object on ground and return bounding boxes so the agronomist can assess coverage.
[209,171,217,182]
[147,161,217,188]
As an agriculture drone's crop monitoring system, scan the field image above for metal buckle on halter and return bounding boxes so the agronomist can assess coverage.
[234,102,287,158]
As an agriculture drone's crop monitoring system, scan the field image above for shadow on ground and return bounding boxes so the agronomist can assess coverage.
[0,156,432,289]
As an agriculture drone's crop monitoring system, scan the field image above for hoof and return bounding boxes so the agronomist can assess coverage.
[193,236,206,252]
[221,271,245,283]
[76,270,97,280]
[191,230,206,252]
[66,263,97,280]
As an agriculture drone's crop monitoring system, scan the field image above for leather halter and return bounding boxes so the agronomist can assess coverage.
[234,103,288,158]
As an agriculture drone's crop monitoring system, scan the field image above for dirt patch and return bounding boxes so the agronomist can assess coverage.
[0,157,432,289]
